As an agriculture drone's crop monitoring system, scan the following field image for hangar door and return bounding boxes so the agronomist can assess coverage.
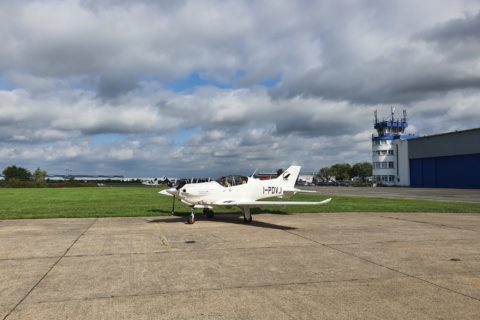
[409,154,480,188]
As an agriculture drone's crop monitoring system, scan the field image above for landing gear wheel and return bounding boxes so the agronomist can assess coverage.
[188,211,195,224]
[203,208,214,219]
[242,208,252,223]
[206,209,214,219]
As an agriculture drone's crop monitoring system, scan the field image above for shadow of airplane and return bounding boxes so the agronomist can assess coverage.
[147,213,297,230]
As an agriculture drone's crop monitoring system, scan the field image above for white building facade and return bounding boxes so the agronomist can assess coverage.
[372,109,414,186]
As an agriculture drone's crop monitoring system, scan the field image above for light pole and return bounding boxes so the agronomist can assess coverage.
[65,168,72,180]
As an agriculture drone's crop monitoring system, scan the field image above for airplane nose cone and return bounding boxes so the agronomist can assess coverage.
[159,188,179,196]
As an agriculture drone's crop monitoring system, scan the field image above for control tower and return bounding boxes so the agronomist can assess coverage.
[372,107,414,186]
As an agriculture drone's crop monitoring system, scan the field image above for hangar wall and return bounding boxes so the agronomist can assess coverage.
[408,128,480,189]
[409,128,480,159]
[395,139,410,186]
[410,154,480,188]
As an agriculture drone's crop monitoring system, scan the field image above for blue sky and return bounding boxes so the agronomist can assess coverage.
[165,72,234,92]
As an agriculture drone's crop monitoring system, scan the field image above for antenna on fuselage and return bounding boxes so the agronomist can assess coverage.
[251,168,258,178]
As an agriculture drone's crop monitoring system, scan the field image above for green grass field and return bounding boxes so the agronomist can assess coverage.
[0,186,479,219]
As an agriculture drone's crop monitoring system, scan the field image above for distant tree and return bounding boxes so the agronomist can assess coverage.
[350,162,373,180]
[276,168,284,177]
[318,167,333,181]
[2,165,32,181]
[33,167,47,184]
[330,163,351,181]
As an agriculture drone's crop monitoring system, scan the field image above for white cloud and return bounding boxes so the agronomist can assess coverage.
[0,0,479,176]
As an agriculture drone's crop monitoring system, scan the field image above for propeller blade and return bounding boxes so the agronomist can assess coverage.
[171,195,176,214]
[176,180,186,190]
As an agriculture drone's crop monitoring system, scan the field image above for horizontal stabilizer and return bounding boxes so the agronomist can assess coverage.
[283,187,318,194]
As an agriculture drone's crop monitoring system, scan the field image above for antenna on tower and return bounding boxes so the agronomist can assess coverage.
[391,106,395,121]
[374,109,378,124]
[403,109,407,121]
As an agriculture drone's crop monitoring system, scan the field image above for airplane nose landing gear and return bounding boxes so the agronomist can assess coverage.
[188,208,195,224]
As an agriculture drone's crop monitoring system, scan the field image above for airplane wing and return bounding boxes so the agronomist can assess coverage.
[213,198,332,207]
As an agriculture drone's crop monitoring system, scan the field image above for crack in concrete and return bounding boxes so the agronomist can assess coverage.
[324,237,475,246]
[379,215,480,233]
[1,237,473,262]
[18,276,387,306]
[0,256,63,262]
[2,218,98,320]
[59,243,318,259]
[283,230,480,304]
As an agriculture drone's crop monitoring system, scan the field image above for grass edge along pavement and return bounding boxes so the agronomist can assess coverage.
[0,187,479,219]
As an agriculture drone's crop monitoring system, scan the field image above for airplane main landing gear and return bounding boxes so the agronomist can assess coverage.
[203,208,214,219]
[188,208,195,224]
[242,207,252,223]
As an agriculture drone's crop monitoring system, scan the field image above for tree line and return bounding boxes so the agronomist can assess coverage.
[1,165,98,188]
[2,165,47,185]
[2,162,373,188]
[317,162,372,181]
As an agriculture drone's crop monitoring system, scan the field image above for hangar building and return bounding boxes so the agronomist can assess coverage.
[372,110,480,189]
[408,128,480,188]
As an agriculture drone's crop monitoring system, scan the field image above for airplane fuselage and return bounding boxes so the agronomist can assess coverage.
[177,178,290,207]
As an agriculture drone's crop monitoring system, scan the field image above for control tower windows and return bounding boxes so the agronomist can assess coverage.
[373,140,392,146]
[373,161,395,169]
[374,175,396,183]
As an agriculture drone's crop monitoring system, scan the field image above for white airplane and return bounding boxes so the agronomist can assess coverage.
[142,176,173,186]
[159,165,331,224]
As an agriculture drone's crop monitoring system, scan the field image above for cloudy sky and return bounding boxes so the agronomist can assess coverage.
[1,0,480,177]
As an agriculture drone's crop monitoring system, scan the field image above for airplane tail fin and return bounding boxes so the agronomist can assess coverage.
[276,165,301,188]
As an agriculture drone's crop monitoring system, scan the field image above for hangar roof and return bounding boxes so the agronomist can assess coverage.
[408,128,480,159]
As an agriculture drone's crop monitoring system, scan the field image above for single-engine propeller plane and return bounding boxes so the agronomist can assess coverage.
[159,166,331,224]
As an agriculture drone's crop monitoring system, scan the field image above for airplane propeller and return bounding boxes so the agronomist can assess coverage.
[167,180,186,215]
[176,180,186,190]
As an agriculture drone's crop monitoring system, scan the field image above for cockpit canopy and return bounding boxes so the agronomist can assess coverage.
[215,175,248,187]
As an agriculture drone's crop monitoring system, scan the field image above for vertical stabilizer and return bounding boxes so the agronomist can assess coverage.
[276,166,301,187]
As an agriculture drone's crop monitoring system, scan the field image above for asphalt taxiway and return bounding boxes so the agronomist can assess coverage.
[1,212,479,319]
